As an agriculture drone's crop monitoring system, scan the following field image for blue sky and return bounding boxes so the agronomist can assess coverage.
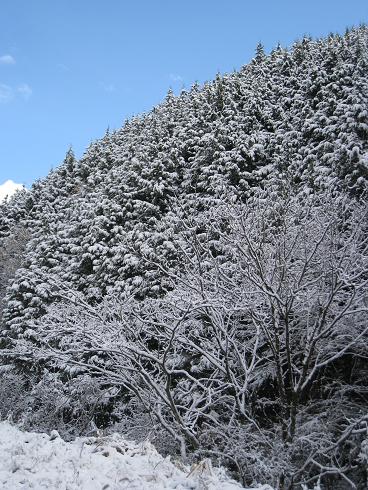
[0,0,367,186]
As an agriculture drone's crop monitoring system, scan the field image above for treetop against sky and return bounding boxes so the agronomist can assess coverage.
[0,0,367,186]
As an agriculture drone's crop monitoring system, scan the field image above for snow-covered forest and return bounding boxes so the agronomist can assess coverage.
[1,26,368,489]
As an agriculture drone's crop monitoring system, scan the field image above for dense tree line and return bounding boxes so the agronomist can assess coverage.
[1,26,368,489]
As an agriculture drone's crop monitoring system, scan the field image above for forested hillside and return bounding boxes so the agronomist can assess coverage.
[1,26,368,489]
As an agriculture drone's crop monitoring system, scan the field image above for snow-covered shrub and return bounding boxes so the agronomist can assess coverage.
[0,366,30,421]
[0,368,117,440]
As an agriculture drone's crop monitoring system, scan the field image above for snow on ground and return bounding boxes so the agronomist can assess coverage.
[0,422,272,490]
[0,180,24,202]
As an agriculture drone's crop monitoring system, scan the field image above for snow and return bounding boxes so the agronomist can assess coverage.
[0,422,272,490]
[0,179,24,202]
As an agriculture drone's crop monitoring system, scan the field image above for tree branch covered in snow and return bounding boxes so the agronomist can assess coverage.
[4,191,367,487]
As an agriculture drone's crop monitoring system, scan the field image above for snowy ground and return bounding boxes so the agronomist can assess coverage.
[0,421,273,489]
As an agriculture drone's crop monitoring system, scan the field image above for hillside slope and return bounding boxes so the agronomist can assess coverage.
[0,26,368,490]
[1,26,368,334]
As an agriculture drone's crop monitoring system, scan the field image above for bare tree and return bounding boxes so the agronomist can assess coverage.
[7,192,368,488]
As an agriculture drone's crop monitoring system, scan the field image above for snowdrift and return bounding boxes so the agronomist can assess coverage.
[0,422,272,489]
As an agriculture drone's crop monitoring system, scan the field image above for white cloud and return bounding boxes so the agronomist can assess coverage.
[169,73,183,83]
[0,54,16,65]
[0,84,13,103]
[101,82,115,93]
[0,180,25,202]
[17,83,32,100]
[0,83,32,103]
[56,63,69,72]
